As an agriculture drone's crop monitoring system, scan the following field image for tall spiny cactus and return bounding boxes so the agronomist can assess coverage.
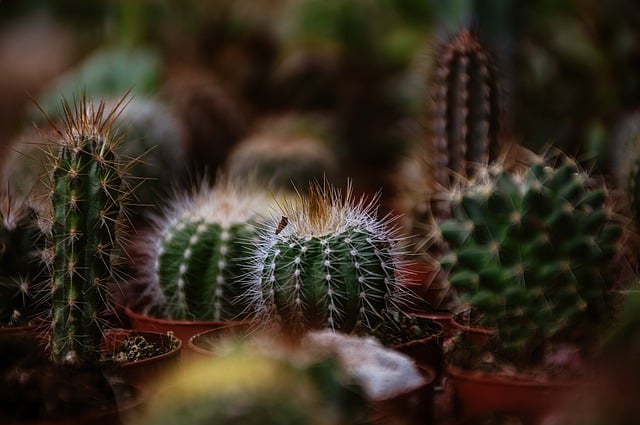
[247,180,408,335]
[140,178,277,321]
[0,194,46,327]
[42,96,130,365]
[438,154,622,364]
[428,29,502,219]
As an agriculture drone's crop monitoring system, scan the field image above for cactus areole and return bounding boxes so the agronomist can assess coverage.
[251,182,405,335]
[46,97,128,365]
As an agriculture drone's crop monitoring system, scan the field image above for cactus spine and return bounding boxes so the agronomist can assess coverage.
[249,181,407,335]
[438,155,622,363]
[44,96,129,365]
[146,179,276,321]
[0,194,46,327]
[429,29,501,218]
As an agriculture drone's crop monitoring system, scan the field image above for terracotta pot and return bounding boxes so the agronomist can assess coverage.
[447,365,578,424]
[124,307,246,360]
[391,317,445,382]
[102,328,182,388]
[370,365,437,425]
[187,322,253,359]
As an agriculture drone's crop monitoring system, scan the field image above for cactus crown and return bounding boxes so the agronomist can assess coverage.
[144,177,276,321]
[247,180,408,335]
[439,154,622,364]
[42,95,131,365]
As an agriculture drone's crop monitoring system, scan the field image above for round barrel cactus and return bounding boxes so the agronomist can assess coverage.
[141,179,278,321]
[247,181,408,335]
[438,154,622,363]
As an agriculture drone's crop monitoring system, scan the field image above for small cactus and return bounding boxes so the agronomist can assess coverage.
[41,95,131,365]
[225,113,338,191]
[438,154,622,364]
[138,178,278,321]
[427,29,502,219]
[247,180,408,335]
[0,194,46,327]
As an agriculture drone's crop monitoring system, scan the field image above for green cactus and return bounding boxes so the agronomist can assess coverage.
[43,96,130,365]
[247,180,407,335]
[438,154,622,365]
[428,29,502,219]
[137,334,369,425]
[225,113,338,192]
[142,179,277,321]
[0,194,47,327]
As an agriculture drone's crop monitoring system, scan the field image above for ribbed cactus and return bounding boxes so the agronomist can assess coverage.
[43,96,129,365]
[225,113,338,192]
[438,154,622,363]
[428,29,502,218]
[142,179,277,321]
[247,181,407,335]
[0,194,46,327]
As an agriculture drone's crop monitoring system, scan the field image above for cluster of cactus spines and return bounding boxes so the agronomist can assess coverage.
[142,178,277,321]
[428,29,502,219]
[438,154,622,363]
[248,180,408,335]
[225,113,338,192]
[0,193,47,327]
[42,95,130,365]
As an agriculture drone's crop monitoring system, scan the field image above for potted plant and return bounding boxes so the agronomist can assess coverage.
[436,152,624,423]
[1,94,182,423]
[124,176,280,347]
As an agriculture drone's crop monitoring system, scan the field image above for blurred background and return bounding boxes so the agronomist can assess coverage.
[1,0,640,211]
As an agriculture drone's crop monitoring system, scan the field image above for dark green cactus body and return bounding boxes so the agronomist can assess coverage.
[429,30,501,218]
[439,157,622,362]
[48,100,125,365]
[262,228,395,333]
[253,182,404,335]
[157,217,255,321]
[0,202,45,326]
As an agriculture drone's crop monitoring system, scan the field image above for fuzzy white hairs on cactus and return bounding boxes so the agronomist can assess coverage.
[137,176,278,321]
[244,180,411,335]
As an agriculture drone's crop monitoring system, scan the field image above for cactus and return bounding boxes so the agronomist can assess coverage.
[225,113,338,192]
[438,154,622,365]
[247,180,408,335]
[611,112,640,227]
[0,194,47,327]
[42,95,130,365]
[138,178,278,321]
[428,29,502,219]
[137,333,369,425]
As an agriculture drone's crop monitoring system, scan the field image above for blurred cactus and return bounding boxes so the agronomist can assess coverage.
[225,113,338,191]
[438,153,622,365]
[427,29,503,219]
[246,180,409,335]
[611,111,640,228]
[134,178,277,321]
[0,193,46,327]
[41,95,130,365]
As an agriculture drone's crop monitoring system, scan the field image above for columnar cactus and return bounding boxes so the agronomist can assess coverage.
[428,29,502,218]
[0,194,46,327]
[438,154,622,363]
[141,179,277,321]
[247,181,408,335]
[43,96,130,365]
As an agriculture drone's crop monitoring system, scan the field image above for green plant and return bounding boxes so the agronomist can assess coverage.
[247,180,408,335]
[0,194,46,327]
[438,153,622,367]
[427,29,503,219]
[225,113,338,191]
[41,95,131,365]
[139,178,278,321]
